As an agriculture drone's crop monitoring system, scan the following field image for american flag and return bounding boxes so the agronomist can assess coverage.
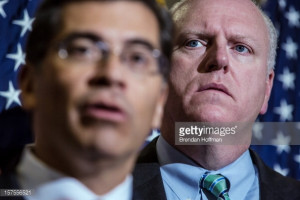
[0,0,299,180]
[250,0,300,180]
[0,0,41,111]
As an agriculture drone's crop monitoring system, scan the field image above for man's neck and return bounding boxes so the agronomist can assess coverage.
[171,143,248,170]
[161,114,250,170]
[34,142,135,195]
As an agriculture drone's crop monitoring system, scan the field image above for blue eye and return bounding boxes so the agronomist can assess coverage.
[185,40,203,48]
[235,45,249,53]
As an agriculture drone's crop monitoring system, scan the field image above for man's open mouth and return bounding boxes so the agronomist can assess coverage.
[81,101,127,123]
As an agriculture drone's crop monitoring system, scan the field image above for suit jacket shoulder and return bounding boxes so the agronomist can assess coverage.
[0,145,25,200]
[250,149,300,200]
[135,139,300,200]
[0,107,33,172]
[133,138,166,200]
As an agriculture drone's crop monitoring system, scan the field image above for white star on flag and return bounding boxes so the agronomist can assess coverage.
[271,131,291,154]
[285,6,300,27]
[273,99,294,121]
[279,0,286,10]
[0,0,8,18]
[252,122,264,140]
[282,37,298,59]
[12,9,35,37]
[273,164,289,176]
[0,81,21,110]
[278,67,295,90]
[6,43,26,71]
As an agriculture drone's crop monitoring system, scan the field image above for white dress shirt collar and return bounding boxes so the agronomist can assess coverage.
[156,136,259,200]
[16,144,133,200]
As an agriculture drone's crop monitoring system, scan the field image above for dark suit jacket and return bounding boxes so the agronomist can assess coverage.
[0,107,33,173]
[133,138,300,200]
[0,173,23,200]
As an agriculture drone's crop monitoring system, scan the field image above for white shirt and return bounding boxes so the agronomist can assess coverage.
[157,136,259,200]
[16,145,133,200]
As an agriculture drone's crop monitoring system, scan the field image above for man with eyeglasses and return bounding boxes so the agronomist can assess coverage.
[0,0,173,199]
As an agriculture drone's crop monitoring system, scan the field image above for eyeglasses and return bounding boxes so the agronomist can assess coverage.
[57,35,168,77]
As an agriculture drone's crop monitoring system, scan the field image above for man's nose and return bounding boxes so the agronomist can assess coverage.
[200,41,229,73]
[88,53,126,89]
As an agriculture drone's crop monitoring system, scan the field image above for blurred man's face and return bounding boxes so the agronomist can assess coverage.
[167,0,273,124]
[22,1,167,159]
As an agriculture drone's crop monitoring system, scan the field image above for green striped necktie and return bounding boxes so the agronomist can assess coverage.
[199,172,231,200]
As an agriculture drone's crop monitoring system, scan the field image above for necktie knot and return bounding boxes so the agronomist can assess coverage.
[199,172,231,200]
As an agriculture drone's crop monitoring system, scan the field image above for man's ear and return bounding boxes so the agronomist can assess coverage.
[151,83,169,129]
[260,70,274,115]
[19,64,36,110]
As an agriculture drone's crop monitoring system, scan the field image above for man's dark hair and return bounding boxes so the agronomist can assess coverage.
[25,0,174,80]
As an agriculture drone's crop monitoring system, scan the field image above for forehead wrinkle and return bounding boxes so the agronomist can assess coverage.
[175,0,268,34]
[195,9,263,40]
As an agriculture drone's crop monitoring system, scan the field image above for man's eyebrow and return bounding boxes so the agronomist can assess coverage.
[59,33,157,50]
[125,39,156,50]
[177,31,260,46]
[60,32,102,43]
[174,31,211,45]
[229,34,258,44]
[177,31,202,37]
[176,31,213,40]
